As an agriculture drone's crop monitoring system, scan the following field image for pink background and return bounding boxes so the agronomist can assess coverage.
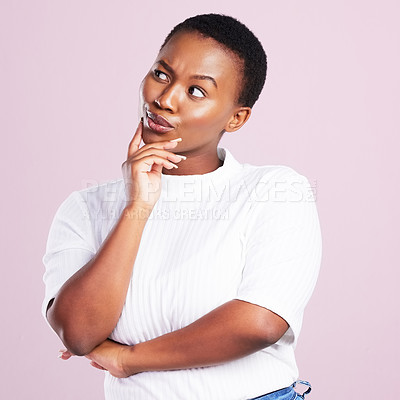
[1,1,398,398]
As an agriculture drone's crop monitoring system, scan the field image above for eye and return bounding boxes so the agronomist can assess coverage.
[188,86,205,98]
[154,69,168,81]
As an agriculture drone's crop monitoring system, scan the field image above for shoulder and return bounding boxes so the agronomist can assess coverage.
[58,178,125,220]
[242,162,305,181]
[74,178,125,206]
[238,161,313,202]
[240,162,320,241]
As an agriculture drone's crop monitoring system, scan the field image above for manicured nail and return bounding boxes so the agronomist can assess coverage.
[176,154,187,160]
[170,138,182,142]
[58,353,64,358]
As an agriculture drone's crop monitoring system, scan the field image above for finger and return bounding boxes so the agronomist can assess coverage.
[133,137,182,158]
[138,155,179,172]
[58,350,74,360]
[150,162,163,175]
[129,148,186,164]
[162,138,182,149]
[90,361,107,371]
[127,120,143,158]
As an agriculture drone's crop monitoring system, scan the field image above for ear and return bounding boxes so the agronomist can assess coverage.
[225,107,252,132]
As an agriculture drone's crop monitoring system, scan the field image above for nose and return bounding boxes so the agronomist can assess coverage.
[155,84,180,113]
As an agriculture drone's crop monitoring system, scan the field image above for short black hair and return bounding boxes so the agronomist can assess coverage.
[160,14,267,108]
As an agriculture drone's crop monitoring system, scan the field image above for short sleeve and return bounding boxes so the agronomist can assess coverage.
[235,171,322,344]
[41,191,96,321]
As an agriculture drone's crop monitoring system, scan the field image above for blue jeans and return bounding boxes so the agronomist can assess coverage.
[249,380,312,400]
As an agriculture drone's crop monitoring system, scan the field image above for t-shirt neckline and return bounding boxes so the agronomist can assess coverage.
[162,147,240,181]
[160,147,240,187]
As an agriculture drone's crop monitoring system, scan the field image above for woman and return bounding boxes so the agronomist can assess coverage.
[42,14,321,400]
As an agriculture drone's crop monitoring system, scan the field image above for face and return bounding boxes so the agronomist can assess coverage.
[139,31,249,155]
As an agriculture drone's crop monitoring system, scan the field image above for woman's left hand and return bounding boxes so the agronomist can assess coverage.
[59,339,133,378]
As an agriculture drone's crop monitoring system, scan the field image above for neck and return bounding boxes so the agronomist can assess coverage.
[162,148,223,176]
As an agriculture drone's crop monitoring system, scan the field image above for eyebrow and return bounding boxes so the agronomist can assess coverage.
[157,59,218,89]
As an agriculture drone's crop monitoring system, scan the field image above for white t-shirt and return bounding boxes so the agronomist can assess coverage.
[42,147,322,400]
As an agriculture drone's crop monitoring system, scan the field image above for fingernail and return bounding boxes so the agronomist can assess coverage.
[170,138,182,142]
[58,353,64,358]
[176,154,187,160]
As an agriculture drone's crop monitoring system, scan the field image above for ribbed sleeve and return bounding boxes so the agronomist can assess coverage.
[41,191,96,320]
[235,172,322,343]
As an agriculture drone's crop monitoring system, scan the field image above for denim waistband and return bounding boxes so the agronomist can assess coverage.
[249,385,294,400]
[249,380,312,400]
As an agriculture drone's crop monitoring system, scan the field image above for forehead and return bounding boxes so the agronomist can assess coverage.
[157,31,243,84]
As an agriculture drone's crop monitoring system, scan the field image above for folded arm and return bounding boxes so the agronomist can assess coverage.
[47,204,151,356]
[80,299,288,377]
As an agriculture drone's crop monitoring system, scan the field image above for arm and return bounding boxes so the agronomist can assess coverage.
[124,299,288,373]
[47,203,150,356]
[76,299,288,377]
[47,122,184,356]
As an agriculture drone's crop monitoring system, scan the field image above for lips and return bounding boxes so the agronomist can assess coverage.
[146,110,174,133]
[147,111,174,127]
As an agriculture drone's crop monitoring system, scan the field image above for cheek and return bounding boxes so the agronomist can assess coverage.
[140,76,156,104]
[183,103,230,130]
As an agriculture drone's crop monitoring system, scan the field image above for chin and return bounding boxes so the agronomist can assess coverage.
[142,128,163,144]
